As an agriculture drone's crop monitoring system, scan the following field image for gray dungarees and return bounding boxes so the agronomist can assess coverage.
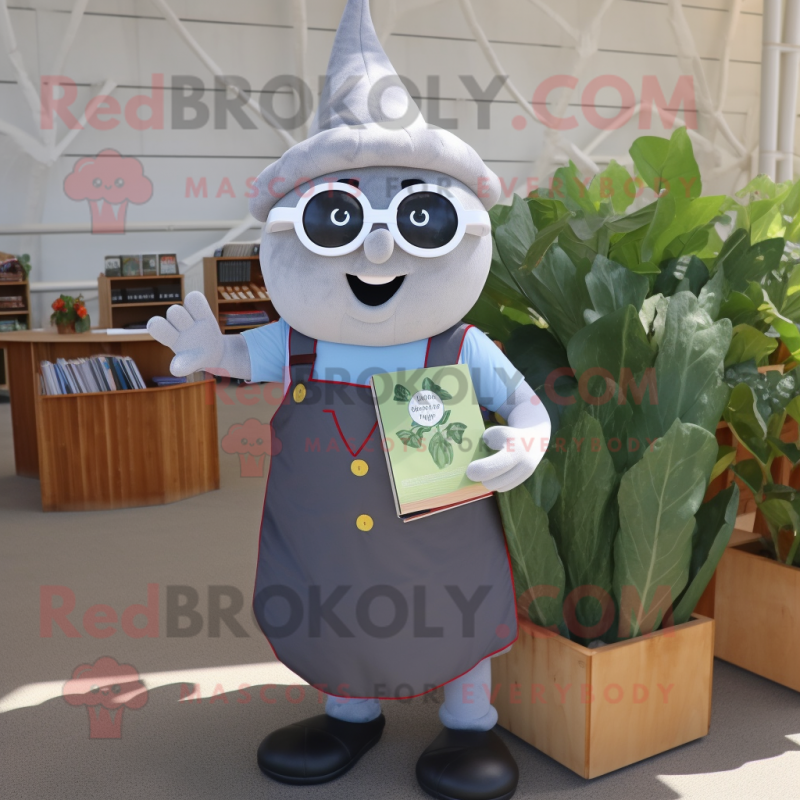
[253,323,517,699]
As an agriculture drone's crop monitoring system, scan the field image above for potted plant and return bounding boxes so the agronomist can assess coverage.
[472,128,742,777]
[708,369,800,690]
[51,294,91,334]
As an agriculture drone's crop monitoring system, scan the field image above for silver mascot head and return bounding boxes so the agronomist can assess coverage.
[249,0,502,346]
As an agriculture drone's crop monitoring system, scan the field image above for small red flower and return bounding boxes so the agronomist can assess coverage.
[52,298,65,312]
[76,306,88,319]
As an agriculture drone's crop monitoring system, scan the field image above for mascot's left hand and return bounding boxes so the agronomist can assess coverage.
[466,425,547,493]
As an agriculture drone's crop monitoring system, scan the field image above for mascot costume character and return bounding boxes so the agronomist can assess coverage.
[149,2,550,797]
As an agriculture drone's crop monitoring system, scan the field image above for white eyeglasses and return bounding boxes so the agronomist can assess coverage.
[265,182,491,258]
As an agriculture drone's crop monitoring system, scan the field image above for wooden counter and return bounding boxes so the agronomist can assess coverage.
[0,330,219,511]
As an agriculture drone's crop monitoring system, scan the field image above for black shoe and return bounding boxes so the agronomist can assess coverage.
[257,713,385,785]
[416,727,519,800]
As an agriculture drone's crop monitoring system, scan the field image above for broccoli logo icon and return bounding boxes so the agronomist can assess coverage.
[221,418,280,477]
[63,149,153,234]
[62,656,147,739]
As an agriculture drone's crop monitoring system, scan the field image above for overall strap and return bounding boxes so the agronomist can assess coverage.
[425,322,472,368]
[288,329,317,384]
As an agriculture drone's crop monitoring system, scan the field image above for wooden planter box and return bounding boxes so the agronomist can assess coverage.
[493,615,714,779]
[714,543,800,692]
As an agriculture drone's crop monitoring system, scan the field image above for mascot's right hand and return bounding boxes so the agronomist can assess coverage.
[147,291,225,377]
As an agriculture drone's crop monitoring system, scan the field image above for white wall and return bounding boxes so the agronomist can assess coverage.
[0,0,767,325]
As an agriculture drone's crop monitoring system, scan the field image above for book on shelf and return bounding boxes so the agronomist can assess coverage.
[158,254,179,275]
[0,296,25,309]
[219,241,260,257]
[0,258,26,281]
[142,254,158,276]
[222,310,270,327]
[104,256,122,277]
[39,355,147,396]
[121,255,141,276]
[153,376,187,386]
[370,364,493,521]
[0,319,27,332]
[217,260,253,283]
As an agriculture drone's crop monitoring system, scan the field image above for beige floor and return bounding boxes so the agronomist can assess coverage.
[1,389,800,800]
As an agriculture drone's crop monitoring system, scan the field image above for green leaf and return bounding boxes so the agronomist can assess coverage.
[585,255,650,320]
[568,305,655,390]
[631,293,732,449]
[505,324,575,430]
[758,289,800,361]
[613,420,718,639]
[710,444,737,483]
[768,436,800,466]
[547,413,619,643]
[524,215,571,270]
[654,255,709,298]
[592,159,636,215]
[714,228,749,275]
[642,195,724,266]
[725,238,785,293]
[440,410,451,426]
[524,459,560,514]
[394,384,412,402]
[494,194,537,270]
[429,431,453,469]
[629,127,702,200]
[74,316,91,333]
[724,383,769,466]
[522,245,593,347]
[731,459,765,497]
[724,324,779,367]
[397,429,423,449]
[446,422,467,444]
[697,267,726,320]
[421,376,453,400]
[496,482,566,629]
[673,484,739,625]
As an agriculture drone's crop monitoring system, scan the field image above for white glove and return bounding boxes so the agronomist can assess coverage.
[466,384,551,493]
[147,292,228,377]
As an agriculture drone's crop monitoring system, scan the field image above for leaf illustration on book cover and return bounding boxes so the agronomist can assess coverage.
[430,431,454,469]
[440,410,451,425]
[397,429,424,448]
[394,384,412,402]
[446,422,467,444]
[422,376,453,400]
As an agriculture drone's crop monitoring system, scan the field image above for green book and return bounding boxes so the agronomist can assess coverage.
[370,364,493,521]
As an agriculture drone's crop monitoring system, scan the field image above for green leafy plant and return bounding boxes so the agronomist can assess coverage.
[50,294,91,333]
[17,254,31,277]
[395,379,465,470]
[723,366,800,565]
[471,127,760,643]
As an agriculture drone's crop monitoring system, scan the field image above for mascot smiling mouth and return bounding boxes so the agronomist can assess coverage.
[347,274,406,306]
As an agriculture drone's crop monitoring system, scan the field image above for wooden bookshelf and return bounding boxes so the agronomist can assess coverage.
[98,273,185,330]
[0,330,219,511]
[0,275,32,392]
[203,256,278,334]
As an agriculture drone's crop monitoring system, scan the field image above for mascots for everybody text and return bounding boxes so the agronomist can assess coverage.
[149,2,550,798]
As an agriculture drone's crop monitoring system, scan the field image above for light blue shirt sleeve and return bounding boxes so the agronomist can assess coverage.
[460,326,525,412]
[241,319,290,383]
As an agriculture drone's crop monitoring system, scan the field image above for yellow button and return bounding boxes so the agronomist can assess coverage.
[351,459,369,477]
[356,515,374,532]
[293,384,306,403]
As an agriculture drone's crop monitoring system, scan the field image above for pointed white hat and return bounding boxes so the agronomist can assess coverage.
[249,0,501,221]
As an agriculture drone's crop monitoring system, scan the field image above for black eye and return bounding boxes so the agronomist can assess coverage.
[91,685,100,693]
[241,437,247,445]
[115,178,124,188]
[396,192,458,249]
[112,684,121,694]
[256,438,263,445]
[303,190,364,248]
[92,178,102,188]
